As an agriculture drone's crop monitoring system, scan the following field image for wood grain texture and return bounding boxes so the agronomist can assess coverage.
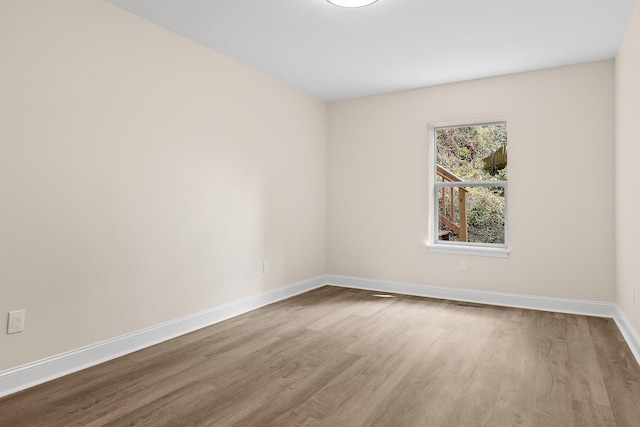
[1,286,639,426]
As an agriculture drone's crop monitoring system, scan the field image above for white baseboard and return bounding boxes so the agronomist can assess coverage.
[613,307,640,365]
[327,274,640,366]
[327,275,618,317]
[0,275,326,399]
[3,274,639,398]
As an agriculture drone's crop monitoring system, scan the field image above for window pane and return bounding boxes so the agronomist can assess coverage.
[437,185,505,244]
[436,123,507,183]
[434,122,507,247]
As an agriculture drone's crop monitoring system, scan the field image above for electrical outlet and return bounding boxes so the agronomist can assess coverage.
[8,310,25,334]
[263,261,270,274]
[459,259,467,271]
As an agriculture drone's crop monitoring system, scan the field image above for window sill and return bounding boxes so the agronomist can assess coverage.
[426,243,509,258]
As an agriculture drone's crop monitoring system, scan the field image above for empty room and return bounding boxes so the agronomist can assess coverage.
[2,0,640,425]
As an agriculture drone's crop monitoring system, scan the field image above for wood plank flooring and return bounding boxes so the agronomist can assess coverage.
[1,285,640,426]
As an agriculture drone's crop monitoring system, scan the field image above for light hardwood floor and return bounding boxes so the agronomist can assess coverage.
[1,286,640,426]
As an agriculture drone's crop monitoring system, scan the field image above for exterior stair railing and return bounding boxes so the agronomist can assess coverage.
[436,165,468,242]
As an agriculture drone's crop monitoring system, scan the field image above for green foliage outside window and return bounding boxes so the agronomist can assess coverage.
[436,124,507,244]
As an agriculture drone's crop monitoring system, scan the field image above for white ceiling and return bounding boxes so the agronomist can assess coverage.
[105,0,637,101]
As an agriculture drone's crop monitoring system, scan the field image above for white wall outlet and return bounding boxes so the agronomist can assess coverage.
[8,310,25,334]
[459,259,467,271]
[263,261,270,274]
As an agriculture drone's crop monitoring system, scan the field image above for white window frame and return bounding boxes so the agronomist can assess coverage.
[426,118,509,258]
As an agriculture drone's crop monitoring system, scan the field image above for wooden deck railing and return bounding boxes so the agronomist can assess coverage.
[437,165,468,242]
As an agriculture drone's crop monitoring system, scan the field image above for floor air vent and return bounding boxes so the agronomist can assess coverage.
[455,302,483,309]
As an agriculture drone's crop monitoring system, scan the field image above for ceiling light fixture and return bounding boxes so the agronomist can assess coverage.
[327,0,378,8]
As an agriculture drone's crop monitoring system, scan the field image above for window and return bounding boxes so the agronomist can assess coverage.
[427,120,508,257]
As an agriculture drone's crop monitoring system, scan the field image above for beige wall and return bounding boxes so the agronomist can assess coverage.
[328,61,615,302]
[0,0,327,371]
[616,1,640,336]
[1,0,630,376]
